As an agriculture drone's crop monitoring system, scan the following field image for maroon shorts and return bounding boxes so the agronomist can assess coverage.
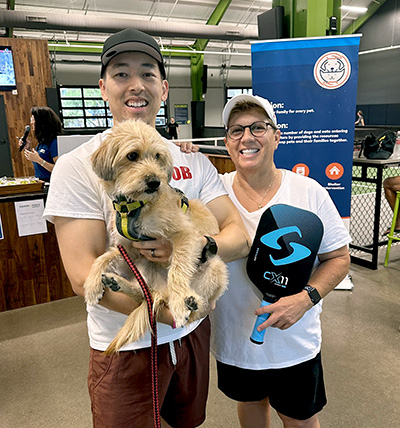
[88,317,210,428]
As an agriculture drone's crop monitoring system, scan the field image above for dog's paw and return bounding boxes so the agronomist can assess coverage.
[184,296,198,311]
[101,274,121,292]
[84,285,105,305]
[169,293,206,328]
[169,299,192,328]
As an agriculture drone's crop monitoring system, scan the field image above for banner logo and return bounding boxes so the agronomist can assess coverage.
[260,226,312,266]
[313,51,351,90]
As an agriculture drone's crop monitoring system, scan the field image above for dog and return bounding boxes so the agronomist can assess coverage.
[84,119,228,354]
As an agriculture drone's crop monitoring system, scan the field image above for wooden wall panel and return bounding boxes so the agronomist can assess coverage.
[206,154,236,174]
[0,198,74,311]
[0,38,52,178]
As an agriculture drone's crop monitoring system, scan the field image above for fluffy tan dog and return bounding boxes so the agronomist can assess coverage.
[84,119,228,354]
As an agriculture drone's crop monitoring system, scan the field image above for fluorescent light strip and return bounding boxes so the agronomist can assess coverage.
[359,45,400,55]
[47,43,251,56]
[161,48,250,56]
[340,6,368,13]
[48,43,104,49]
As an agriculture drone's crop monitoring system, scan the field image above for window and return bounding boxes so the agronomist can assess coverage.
[58,85,168,130]
[156,102,167,126]
[59,86,111,129]
[226,87,253,103]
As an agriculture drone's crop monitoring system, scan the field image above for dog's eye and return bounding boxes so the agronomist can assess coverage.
[127,152,138,161]
[155,153,160,160]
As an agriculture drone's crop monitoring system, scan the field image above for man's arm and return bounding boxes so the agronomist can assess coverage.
[54,217,140,314]
[54,216,175,325]
[255,245,350,331]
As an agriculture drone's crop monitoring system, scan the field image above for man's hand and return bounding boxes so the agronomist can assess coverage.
[156,305,176,327]
[131,237,173,263]
[175,141,200,153]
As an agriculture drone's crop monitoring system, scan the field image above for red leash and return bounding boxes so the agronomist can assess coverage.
[117,244,161,428]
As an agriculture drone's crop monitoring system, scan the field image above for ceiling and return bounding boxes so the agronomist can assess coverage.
[0,0,378,55]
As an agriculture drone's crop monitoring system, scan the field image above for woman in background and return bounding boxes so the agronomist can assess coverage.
[355,110,365,126]
[20,106,62,182]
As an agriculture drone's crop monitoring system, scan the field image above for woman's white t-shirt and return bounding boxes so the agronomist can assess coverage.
[210,169,351,369]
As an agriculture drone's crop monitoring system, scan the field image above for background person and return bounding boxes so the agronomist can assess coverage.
[167,116,180,139]
[19,106,62,182]
[43,28,250,428]
[355,110,365,126]
[210,94,351,428]
[383,176,400,234]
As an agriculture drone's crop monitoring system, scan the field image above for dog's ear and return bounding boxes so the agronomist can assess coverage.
[162,146,174,183]
[91,138,117,181]
[166,162,173,183]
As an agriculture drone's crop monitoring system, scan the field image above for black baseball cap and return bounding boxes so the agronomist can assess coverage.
[101,28,166,79]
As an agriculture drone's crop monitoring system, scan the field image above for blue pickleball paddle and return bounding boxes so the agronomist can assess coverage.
[246,204,324,344]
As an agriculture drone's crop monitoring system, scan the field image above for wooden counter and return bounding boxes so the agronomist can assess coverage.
[0,189,74,311]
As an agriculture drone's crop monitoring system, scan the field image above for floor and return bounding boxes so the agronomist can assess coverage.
[1,246,399,428]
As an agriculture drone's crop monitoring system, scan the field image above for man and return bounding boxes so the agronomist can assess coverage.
[44,29,250,428]
[167,116,180,139]
[210,94,351,428]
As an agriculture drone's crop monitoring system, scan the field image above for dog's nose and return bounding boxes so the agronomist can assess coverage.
[145,177,161,193]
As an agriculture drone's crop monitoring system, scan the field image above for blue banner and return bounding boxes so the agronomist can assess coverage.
[251,35,361,218]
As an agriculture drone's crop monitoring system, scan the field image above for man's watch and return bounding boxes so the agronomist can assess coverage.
[200,236,218,264]
[303,285,321,305]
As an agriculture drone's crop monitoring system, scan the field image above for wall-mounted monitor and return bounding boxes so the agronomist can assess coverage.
[0,46,17,91]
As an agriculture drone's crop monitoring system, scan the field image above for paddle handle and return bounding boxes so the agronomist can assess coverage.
[250,299,272,345]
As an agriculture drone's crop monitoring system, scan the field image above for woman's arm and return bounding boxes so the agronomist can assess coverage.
[254,245,350,331]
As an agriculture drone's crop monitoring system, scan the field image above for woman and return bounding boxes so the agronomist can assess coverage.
[20,106,62,182]
[209,94,351,428]
[355,110,365,126]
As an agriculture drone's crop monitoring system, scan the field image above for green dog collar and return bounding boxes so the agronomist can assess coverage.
[112,189,189,241]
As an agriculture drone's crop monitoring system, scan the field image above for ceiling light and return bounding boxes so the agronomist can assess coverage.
[340,6,368,13]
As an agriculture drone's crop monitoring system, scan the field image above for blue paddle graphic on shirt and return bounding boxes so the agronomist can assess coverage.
[246,204,323,345]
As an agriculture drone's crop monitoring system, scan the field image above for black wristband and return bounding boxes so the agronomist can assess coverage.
[303,285,321,305]
[200,236,218,264]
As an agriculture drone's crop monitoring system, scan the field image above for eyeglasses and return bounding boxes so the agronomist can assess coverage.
[226,121,276,140]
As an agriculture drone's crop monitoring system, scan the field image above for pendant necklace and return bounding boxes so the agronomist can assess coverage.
[236,172,276,209]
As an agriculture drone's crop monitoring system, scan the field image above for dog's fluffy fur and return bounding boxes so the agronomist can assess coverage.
[84,119,228,354]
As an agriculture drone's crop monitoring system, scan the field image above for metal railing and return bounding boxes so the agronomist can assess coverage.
[173,136,227,152]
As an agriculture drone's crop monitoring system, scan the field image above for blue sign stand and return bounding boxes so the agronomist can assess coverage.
[251,35,361,219]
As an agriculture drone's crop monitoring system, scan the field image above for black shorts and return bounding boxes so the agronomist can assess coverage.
[217,352,327,420]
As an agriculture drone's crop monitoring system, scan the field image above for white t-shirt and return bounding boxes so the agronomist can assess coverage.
[44,130,227,351]
[210,169,351,370]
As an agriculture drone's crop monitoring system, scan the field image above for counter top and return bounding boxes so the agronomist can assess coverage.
[0,187,48,203]
[353,157,400,166]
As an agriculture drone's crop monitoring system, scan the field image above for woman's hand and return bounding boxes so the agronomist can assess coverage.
[24,147,42,164]
[18,138,31,151]
[254,292,312,331]
[131,237,173,263]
